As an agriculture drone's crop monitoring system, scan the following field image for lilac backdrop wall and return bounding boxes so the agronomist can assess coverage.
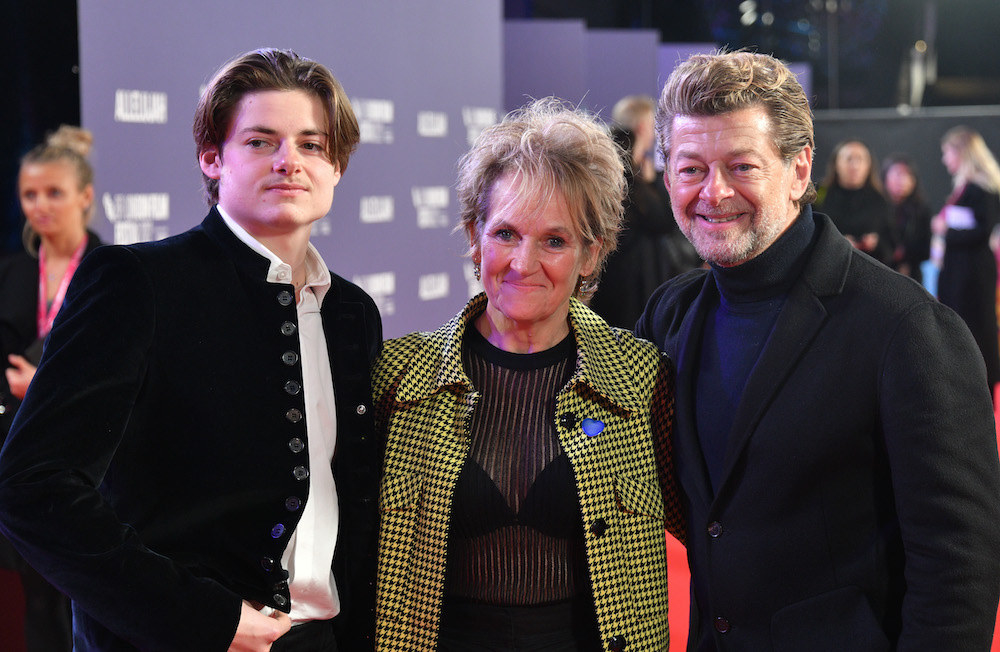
[504,21,663,120]
[78,0,502,337]
[584,29,660,118]
[503,19,587,112]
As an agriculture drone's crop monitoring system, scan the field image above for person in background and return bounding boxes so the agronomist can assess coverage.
[589,123,676,328]
[1,126,103,440]
[882,153,932,284]
[0,48,382,651]
[374,98,684,652]
[934,125,1000,392]
[613,95,699,278]
[611,95,660,188]
[591,96,699,329]
[0,125,103,652]
[816,139,894,265]
[638,50,1000,650]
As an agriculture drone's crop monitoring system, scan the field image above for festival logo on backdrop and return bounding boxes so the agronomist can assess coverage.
[411,186,449,229]
[114,89,168,124]
[354,98,395,144]
[462,106,498,146]
[417,111,448,138]
[418,272,449,301]
[102,192,170,244]
[360,195,395,224]
[353,271,396,317]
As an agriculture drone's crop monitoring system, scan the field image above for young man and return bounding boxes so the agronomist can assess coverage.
[0,49,381,651]
[638,51,1000,650]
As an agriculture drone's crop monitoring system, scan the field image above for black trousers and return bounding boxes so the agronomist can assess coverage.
[0,535,71,652]
[270,618,338,652]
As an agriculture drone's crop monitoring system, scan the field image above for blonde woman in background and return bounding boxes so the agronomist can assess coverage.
[0,125,102,652]
[1,126,103,442]
[934,126,1000,391]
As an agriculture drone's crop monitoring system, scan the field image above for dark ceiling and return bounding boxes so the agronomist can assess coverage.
[508,0,1000,109]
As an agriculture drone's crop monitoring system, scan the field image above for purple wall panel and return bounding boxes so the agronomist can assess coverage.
[583,29,660,119]
[788,63,813,107]
[78,0,503,337]
[503,19,587,112]
[657,42,719,92]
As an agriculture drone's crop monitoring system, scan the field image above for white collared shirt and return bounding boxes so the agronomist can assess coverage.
[219,207,340,623]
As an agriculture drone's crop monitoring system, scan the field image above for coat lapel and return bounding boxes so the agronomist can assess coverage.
[715,215,852,499]
[394,294,483,404]
[672,275,717,513]
[567,298,643,414]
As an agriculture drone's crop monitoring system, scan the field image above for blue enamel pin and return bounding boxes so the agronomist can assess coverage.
[581,418,605,437]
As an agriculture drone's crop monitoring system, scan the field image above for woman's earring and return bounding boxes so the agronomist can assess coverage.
[474,262,481,281]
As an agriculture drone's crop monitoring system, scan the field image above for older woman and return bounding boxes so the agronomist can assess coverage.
[934,126,1000,390]
[373,99,683,651]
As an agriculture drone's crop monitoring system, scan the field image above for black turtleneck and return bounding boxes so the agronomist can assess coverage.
[694,209,817,493]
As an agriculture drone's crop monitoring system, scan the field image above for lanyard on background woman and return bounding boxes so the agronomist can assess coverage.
[37,238,87,338]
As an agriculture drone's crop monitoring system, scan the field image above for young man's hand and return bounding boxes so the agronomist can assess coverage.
[228,601,292,652]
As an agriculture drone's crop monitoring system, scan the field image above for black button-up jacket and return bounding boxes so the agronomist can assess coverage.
[0,209,382,651]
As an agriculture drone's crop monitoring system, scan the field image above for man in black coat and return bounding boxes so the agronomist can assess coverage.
[0,49,381,651]
[637,50,1000,650]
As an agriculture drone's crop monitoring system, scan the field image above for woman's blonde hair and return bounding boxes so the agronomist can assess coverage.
[942,126,1000,193]
[455,97,626,299]
[20,125,95,254]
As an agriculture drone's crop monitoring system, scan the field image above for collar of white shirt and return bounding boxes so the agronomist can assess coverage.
[216,205,332,305]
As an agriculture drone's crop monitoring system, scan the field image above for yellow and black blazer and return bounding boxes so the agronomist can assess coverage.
[373,293,684,652]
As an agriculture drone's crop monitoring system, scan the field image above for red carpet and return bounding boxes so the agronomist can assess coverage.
[992,388,1000,652]
[0,568,27,652]
[666,533,689,650]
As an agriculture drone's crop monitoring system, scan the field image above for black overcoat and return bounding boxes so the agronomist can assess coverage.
[637,209,1000,651]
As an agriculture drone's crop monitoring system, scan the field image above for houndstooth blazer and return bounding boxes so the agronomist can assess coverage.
[373,293,684,652]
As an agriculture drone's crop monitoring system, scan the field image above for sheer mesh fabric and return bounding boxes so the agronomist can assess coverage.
[445,328,587,606]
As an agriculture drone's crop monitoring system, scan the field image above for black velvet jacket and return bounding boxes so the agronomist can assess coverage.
[0,209,382,651]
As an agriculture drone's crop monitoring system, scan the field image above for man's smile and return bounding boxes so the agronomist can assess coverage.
[698,212,745,224]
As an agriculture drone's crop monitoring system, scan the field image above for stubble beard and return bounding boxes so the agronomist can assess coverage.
[680,206,789,268]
